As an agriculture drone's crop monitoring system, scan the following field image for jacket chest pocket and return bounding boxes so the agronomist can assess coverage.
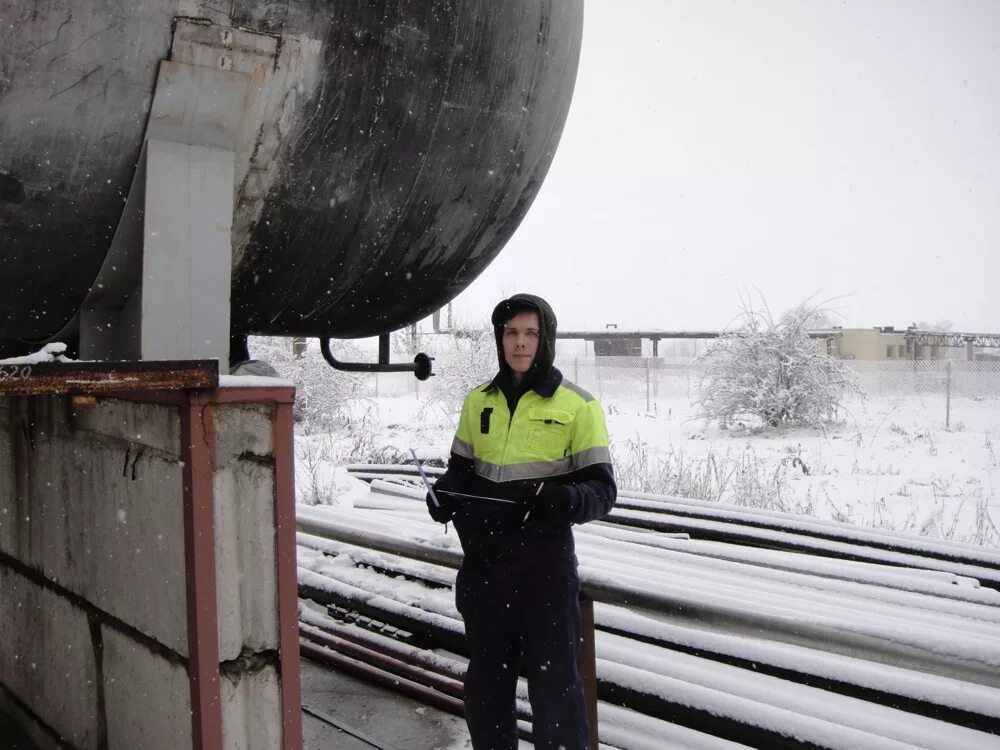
[525,408,574,457]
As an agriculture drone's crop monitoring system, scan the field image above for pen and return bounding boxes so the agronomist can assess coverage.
[522,481,544,525]
[409,448,440,508]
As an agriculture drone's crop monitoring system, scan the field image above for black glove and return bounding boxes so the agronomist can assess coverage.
[427,476,459,524]
[524,483,572,531]
[427,490,455,523]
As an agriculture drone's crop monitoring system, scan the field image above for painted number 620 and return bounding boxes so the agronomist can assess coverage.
[0,365,32,381]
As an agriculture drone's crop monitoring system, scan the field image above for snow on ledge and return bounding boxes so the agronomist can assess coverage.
[0,342,72,365]
[219,374,295,388]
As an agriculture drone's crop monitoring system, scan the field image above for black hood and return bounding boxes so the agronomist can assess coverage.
[490,293,557,390]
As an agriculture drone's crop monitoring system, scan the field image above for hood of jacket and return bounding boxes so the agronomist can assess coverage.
[490,293,557,391]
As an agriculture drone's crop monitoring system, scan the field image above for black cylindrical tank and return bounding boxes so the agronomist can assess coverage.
[0,1,582,356]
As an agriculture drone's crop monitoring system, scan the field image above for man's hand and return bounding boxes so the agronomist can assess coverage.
[525,483,572,530]
[427,475,459,524]
[427,492,455,523]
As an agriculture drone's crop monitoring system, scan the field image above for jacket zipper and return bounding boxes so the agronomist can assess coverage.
[500,394,527,482]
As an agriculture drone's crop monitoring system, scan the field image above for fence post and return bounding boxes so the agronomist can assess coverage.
[578,595,599,750]
[645,358,651,412]
[946,359,951,429]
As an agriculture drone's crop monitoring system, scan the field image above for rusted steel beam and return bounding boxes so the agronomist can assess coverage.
[273,399,303,750]
[181,399,223,750]
[301,635,538,741]
[301,619,466,681]
[300,626,465,699]
[300,641,466,716]
[579,596,599,750]
[0,359,218,396]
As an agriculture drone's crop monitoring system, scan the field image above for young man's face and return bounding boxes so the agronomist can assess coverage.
[502,310,541,381]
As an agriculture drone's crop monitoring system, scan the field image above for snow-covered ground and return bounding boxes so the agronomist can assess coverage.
[295,382,999,550]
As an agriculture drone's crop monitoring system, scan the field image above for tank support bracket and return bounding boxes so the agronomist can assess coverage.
[320,336,433,380]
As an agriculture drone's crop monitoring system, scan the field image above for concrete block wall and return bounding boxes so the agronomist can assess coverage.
[215,404,279,660]
[0,388,299,749]
[0,565,100,748]
[102,628,192,750]
[0,396,189,654]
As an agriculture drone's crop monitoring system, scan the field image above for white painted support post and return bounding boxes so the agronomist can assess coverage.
[77,60,251,372]
[141,139,234,365]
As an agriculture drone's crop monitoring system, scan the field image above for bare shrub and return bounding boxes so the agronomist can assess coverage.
[296,435,339,506]
[968,489,1000,547]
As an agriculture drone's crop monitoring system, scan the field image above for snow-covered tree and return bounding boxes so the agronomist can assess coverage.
[419,325,497,423]
[246,336,368,428]
[695,299,859,428]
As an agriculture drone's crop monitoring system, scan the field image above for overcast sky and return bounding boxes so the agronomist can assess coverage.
[450,0,1000,334]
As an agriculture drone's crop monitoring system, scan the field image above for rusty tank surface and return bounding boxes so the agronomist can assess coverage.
[0,1,582,357]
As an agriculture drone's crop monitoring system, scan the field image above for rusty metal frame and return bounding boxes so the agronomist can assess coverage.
[0,359,218,397]
[119,383,300,749]
[271,395,303,750]
[181,398,223,750]
[579,596,599,750]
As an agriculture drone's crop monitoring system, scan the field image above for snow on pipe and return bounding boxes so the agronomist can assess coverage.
[325,477,1000,602]
[615,492,1000,567]
[300,623,464,698]
[297,509,459,569]
[299,561,1000,747]
[604,509,1000,589]
[300,640,463,714]
[296,510,1000,686]
[300,613,467,681]
[577,523,999,606]
[347,466,1000,569]
[296,540,1000,731]
[300,523,1000,682]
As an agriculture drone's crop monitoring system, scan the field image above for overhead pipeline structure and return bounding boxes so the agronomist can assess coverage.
[0,1,583,360]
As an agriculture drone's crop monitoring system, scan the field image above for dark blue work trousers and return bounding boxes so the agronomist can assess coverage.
[455,556,590,750]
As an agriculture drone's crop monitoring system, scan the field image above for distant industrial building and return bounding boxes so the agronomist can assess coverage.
[556,326,999,361]
[816,327,1000,361]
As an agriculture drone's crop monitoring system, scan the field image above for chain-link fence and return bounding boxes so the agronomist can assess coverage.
[364,355,1000,432]
[554,356,1000,433]
[847,360,1000,432]
[557,356,699,403]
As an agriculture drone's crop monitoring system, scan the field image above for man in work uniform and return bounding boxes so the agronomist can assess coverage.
[426,293,617,750]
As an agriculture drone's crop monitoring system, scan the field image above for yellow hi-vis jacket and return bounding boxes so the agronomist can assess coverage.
[432,369,616,565]
[452,379,612,484]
